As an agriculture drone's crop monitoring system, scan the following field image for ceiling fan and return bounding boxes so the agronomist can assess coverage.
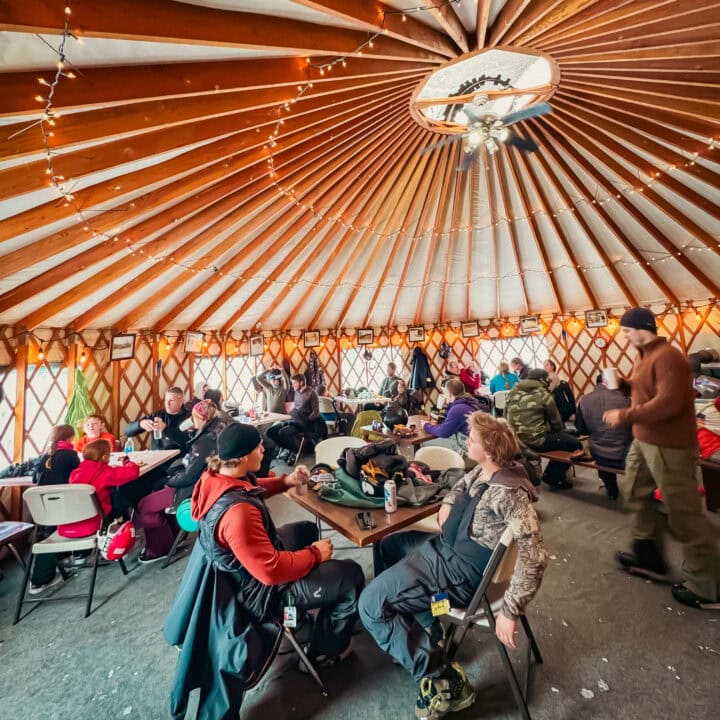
[421,98,552,171]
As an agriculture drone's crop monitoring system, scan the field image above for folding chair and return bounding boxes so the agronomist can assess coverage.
[14,484,130,623]
[318,396,341,436]
[443,525,543,720]
[162,498,198,569]
[314,436,367,467]
[492,390,510,416]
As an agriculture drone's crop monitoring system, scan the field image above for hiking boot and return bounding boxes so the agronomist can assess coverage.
[415,662,475,719]
[616,539,668,580]
[426,619,445,647]
[671,584,715,609]
[28,572,65,596]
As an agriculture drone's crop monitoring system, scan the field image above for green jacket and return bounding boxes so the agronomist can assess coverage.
[379,375,399,398]
[505,379,564,448]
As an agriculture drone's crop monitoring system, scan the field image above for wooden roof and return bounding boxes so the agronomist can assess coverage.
[1,0,719,334]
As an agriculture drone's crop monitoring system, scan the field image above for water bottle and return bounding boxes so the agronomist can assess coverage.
[152,422,163,441]
[123,436,135,454]
[384,477,397,514]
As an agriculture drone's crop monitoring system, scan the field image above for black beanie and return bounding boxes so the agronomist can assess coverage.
[620,307,657,333]
[217,423,262,460]
[527,368,549,382]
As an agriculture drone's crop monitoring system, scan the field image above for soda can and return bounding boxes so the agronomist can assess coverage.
[384,478,397,514]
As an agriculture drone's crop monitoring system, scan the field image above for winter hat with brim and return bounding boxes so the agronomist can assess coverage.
[217,423,262,460]
[620,307,657,333]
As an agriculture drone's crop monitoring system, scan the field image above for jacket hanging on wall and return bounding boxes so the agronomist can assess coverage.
[304,350,326,395]
[409,347,435,391]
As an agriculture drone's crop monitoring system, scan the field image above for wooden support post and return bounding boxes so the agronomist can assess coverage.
[112,359,121,440]
[221,334,228,402]
[13,334,28,462]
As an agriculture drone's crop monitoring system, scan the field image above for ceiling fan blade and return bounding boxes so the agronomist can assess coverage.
[458,148,477,172]
[420,135,461,154]
[500,102,552,127]
[507,131,539,153]
[460,103,483,124]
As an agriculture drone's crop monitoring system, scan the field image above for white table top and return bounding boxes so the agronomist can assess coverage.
[110,449,180,475]
[237,411,291,427]
[334,395,391,407]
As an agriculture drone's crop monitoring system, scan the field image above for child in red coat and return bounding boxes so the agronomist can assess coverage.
[58,439,140,538]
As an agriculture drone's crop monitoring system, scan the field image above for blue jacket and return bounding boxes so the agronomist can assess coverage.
[424,394,482,438]
[490,372,519,394]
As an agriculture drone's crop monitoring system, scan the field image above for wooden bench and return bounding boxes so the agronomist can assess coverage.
[537,450,720,512]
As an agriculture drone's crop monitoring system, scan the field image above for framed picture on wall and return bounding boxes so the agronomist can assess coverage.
[585,309,608,328]
[110,334,136,361]
[357,328,374,345]
[461,321,479,338]
[184,331,204,354]
[249,335,264,357]
[520,316,540,334]
[303,330,320,348]
[408,326,425,343]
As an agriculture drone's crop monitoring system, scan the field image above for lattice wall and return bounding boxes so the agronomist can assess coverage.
[1,301,718,464]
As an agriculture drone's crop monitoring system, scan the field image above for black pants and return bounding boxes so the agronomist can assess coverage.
[278,522,365,658]
[594,455,624,498]
[534,431,583,485]
[266,422,304,453]
[361,531,483,682]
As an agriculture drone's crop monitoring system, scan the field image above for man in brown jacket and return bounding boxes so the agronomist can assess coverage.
[604,307,720,608]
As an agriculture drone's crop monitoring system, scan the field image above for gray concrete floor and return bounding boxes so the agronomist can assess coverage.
[1,462,719,720]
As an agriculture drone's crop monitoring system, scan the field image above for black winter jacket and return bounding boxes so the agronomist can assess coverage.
[409,347,435,390]
[575,385,632,466]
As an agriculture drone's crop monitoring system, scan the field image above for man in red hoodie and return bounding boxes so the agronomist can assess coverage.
[191,422,364,662]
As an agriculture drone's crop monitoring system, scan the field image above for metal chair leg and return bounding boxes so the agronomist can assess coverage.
[520,615,543,664]
[13,550,35,625]
[494,638,532,720]
[119,557,130,576]
[283,628,328,697]
[7,542,26,569]
[162,530,188,569]
[84,548,100,618]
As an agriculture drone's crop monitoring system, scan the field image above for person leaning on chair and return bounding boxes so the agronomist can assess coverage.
[164,423,364,719]
[504,368,583,489]
[359,412,548,720]
[602,307,720,609]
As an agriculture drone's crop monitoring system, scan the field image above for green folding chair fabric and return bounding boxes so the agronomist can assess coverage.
[350,410,384,440]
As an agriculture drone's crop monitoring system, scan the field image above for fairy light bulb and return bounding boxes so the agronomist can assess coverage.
[38,346,46,361]
[79,348,87,365]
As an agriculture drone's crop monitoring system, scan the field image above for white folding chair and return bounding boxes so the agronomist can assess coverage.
[444,525,543,720]
[14,484,130,623]
[492,390,510,415]
[314,436,367,467]
[414,446,465,471]
[318,396,340,436]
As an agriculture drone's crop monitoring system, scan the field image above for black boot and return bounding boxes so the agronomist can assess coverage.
[616,539,668,579]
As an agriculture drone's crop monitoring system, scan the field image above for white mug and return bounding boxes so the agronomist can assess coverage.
[602,367,619,390]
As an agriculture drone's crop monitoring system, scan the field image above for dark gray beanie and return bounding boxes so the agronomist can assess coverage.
[620,307,657,333]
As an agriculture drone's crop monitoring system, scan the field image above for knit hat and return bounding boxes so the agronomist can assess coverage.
[217,423,262,460]
[527,368,549,382]
[620,307,657,333]
[192,400,216,422]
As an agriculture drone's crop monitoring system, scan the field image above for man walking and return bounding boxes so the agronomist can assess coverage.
[604,307,720,608]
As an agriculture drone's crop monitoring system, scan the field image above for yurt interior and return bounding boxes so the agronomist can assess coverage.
[1,1,719,719]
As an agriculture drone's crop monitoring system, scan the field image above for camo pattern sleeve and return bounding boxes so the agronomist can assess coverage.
[441,465,482,507]
[470,485,548,619]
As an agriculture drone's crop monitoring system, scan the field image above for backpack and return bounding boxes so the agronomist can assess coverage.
[337,438,404,479]
[97,519,136,561]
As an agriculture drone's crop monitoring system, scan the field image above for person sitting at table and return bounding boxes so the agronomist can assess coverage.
[266,374,325,459]
[134,400,228,563]
[392,379,423,416]
[255,367,289,414]
[58,439,140,538]
[440,359,462,388]
[544,360,577,423]
[164,423,365,720]
[6,425,81,595]
[459,362,482,396]
[489,361,519,404]
[510,357,529,380]
[423,378,482,456]
[505,369,583,489]
[185,381,209,413]
[203,388,237,426]
[379,362,400,398]
[125,386,192,454]
[575,374,632,499]
[359,412,548,720]
[75,414,117,453]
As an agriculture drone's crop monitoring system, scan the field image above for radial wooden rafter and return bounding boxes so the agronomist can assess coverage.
[0,0,718,333]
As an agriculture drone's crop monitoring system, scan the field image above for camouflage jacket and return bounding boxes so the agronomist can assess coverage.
[442,465,548,618]
[505,379,564,448]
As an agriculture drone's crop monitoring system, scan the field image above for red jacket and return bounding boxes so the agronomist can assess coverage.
[459,368,481,394]
[192,469,321,585]
[58,458,140,537]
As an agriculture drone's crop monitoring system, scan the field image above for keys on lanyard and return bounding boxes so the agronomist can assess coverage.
[283,595,297,628]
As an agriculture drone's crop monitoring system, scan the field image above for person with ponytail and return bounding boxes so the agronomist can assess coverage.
[489,361,519,395]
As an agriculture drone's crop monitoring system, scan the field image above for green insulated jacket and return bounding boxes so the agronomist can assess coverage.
[505,379,564,448]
